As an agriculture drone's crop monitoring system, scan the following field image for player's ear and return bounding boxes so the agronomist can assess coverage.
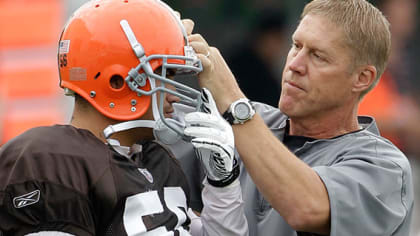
[352,65,377,93]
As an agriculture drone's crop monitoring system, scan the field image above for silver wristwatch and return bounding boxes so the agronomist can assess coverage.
[222,98,256,125]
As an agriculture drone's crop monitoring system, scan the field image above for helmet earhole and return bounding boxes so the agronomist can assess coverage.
[110,75,125,90]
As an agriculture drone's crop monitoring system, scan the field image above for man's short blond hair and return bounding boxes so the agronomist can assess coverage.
[302,0,391,98]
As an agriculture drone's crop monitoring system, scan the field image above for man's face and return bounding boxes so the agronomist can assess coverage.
[132,68,180,140]
[279,14,357,119]
[141,67,180,121]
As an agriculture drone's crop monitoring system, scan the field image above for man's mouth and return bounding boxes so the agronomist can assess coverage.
[285,80,305,91]
[164,109,174,118]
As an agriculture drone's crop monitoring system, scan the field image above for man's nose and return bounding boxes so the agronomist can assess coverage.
[166,89,181,104]
[288,50,307,75]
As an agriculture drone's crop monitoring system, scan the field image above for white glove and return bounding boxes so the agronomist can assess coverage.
[185,88,239,187]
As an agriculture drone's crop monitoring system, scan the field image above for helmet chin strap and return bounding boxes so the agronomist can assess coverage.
[103,77,189,151]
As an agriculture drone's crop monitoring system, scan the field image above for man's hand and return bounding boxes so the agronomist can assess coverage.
[185,88,239,187]
[182,18,245,114]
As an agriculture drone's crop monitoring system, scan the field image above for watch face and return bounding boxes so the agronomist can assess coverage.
[234,102,251,120]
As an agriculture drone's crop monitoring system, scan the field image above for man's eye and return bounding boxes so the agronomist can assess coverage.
[155,68,176,77]
[312,52,325,61]
[167,70,176,77]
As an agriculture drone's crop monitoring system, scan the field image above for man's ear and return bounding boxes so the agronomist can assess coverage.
[352,65,377,93]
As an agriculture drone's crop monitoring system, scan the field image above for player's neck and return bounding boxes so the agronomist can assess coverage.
[70,106,154,147]
[70,107,110,144]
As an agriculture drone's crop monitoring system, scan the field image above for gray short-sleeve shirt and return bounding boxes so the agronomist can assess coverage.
[170,102,414,236]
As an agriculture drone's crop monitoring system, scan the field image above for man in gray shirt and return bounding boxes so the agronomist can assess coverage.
[178,0,414,235]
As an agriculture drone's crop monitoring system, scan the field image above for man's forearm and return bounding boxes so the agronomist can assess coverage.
[233,114,330,234]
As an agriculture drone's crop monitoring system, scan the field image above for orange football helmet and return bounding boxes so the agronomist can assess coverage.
[58,0,202,140]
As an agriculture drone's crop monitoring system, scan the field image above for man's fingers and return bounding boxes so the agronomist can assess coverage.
[182,19,194,35]
[185,126,225,142]
[185,112,225,130]
[187,34,216,74]
[188,34,209,48]
[189,41,208,56]
[196,54,212,72]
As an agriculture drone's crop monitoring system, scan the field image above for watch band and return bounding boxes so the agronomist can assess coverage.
[222,109,235,125]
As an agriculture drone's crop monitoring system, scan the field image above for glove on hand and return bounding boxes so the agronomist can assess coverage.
[185,88,239,187]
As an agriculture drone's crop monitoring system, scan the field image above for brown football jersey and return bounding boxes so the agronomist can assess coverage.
[0,125,191,235]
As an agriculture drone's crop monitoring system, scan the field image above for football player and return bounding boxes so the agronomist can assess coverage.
[0,0,247,235]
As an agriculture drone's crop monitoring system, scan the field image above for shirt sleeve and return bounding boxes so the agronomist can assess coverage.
[313,142,413,236]
[192,179,249,236]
